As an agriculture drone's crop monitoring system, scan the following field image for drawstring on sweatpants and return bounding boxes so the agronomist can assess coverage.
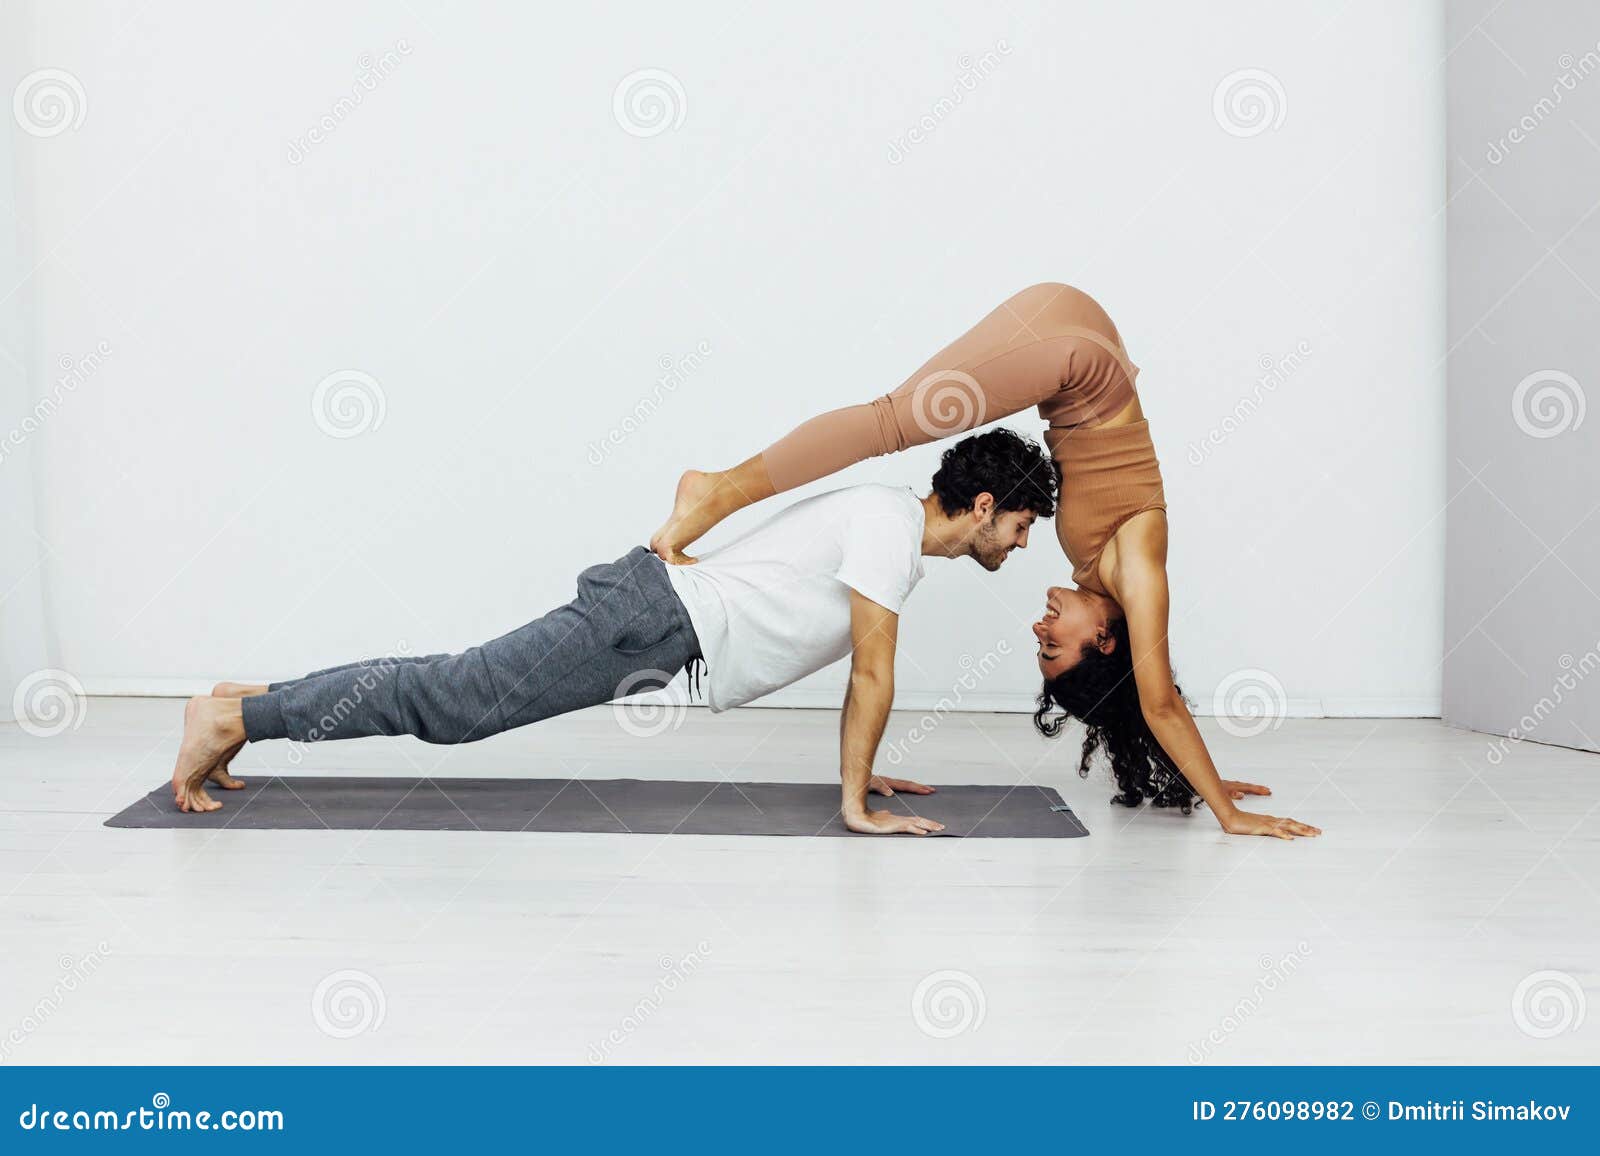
[685,657,706,703]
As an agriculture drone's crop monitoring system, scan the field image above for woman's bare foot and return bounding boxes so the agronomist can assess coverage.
[650,458,778,564]
[649,469,718,565]
[171,696,247,813]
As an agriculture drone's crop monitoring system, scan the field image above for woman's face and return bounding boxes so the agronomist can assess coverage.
[1032,585,1116,679]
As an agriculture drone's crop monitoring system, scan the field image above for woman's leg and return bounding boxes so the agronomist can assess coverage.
[649,283,1095,561]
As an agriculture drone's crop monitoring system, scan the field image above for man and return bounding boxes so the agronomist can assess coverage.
[170,429,1058,834]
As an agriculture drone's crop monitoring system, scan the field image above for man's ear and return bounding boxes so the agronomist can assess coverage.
[972,491,996,521]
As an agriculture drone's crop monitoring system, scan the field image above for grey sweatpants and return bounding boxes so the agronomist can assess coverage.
[241,546,701,745]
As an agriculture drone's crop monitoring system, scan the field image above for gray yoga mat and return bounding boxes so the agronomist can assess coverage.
[105,776,1089,838]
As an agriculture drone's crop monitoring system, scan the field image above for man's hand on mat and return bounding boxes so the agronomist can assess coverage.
[844,808,946,836]
[1218,779,1270,800]
[868,774,936,797]
[1219,809,1322,840]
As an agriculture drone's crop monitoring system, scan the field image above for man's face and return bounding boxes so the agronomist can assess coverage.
[970,509,1034,571]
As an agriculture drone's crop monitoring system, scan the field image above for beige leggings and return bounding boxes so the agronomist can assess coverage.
[760,283,1140,492]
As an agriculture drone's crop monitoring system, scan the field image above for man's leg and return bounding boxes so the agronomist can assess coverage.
[201,657,452,790]
[170,547,699,812]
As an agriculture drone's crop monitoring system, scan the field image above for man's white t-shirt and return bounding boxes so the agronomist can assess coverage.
[662,484,927,711]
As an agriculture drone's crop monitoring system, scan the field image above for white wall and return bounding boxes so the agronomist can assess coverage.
[9,0,1445,715]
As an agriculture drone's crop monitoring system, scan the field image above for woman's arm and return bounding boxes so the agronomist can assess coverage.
[1112,523,1322,841]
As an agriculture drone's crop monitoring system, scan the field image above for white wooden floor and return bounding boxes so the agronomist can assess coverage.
[2,698,1596,1065]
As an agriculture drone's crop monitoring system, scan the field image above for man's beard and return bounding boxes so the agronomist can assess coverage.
[972,521,1008,571]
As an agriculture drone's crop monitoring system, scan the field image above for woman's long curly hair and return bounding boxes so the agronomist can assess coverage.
[1033,614,1199,813]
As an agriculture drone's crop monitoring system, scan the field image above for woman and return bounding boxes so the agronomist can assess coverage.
[651,282,1320,841]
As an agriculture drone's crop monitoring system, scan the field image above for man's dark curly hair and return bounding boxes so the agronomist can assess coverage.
[1033,615,1200,813]
[930,428,1058,518]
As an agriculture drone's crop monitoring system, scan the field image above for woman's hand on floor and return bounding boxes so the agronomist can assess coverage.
[1219,778,1271,800]
[1219,809,1322,840]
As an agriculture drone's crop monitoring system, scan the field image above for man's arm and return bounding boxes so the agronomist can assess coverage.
[839,589,944,836]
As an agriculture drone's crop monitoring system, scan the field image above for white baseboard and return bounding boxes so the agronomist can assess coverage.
[78,678,1441,719]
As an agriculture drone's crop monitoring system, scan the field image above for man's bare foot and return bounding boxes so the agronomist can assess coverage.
[171,696,247,813]
[206,741,247,790]
[212,681,267,698]
[202,683,263,788]
[649,469,718,565]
